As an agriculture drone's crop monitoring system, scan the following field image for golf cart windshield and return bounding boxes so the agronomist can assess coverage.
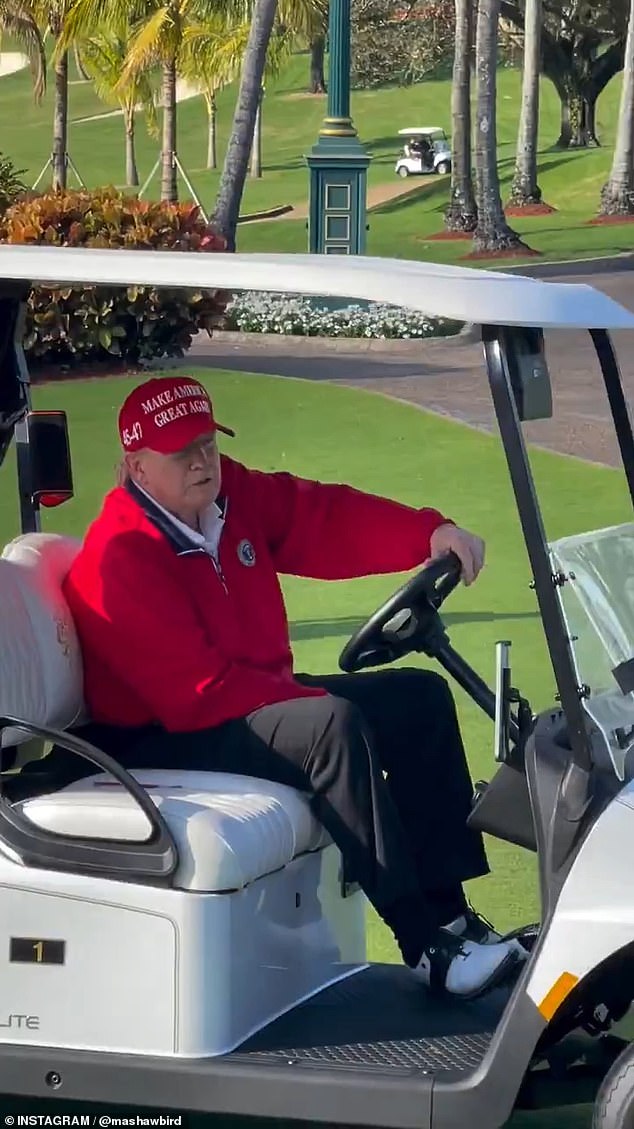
[550,524,634,779]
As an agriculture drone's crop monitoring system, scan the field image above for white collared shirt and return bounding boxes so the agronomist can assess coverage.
[134,484,225,562]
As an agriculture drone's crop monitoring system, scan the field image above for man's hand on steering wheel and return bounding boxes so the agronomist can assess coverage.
[428,523,485,587]
[338,523,486,674]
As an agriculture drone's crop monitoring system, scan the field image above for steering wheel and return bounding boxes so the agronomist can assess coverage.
[338,551,463,674]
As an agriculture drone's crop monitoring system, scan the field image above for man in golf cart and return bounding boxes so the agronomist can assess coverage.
[58,375,526,1001]
[407,135,430,159]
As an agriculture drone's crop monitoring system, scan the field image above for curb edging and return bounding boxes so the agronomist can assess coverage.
[205,322,470,354]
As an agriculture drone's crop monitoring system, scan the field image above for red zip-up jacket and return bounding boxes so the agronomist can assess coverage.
[63,456,452,733]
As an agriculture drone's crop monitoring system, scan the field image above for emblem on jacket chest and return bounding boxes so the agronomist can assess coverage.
[237,538,256,566]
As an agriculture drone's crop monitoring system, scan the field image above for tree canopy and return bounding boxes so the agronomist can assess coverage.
[350,0,454,89]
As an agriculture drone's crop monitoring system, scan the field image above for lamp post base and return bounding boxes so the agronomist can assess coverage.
[306,132,371,255]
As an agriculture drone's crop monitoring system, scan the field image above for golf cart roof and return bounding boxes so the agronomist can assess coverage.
[398,127,445,135]
[1,245,634,330]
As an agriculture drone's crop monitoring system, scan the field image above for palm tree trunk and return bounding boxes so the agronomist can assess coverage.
[212,0,279,249]
[250,88,263,178]
[472,0,526,252]
[445,0,477,232]
[585,96,599,145]
[509,0,542,205]
[206,91,217,169]
[309,33,326,93]
[161,57,177,202]
[599,0,634,214]
[52,49,68,190]
[124,108,139,187]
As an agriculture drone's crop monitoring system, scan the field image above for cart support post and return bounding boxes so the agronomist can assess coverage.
[590,328,634,510]
[482,325,593,773]
[0,285,39,534]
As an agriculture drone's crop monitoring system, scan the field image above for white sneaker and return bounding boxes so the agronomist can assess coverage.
[444,908,529,959]
[413,928,520,999]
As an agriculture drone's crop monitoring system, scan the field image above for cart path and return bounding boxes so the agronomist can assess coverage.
[0,52,29,78]
[73,77,202,123]
[185,265,634,470]
[263,176,436,222]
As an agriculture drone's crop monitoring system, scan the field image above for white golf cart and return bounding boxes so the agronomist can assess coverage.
[395,127,452,177]
[1,247,634,1129]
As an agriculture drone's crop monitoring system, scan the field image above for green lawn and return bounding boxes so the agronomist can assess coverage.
[0,367,629,1127]
[2,47,634,265]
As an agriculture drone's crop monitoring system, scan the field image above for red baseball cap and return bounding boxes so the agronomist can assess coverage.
[118,376,235,455]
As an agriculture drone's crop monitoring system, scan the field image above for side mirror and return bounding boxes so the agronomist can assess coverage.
[504,327,553,422]
[22,411,73,508]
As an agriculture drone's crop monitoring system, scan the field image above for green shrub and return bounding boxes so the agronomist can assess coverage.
[0,152,27,217]
[0,187,229,367]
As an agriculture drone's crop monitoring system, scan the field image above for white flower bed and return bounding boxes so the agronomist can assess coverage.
[224,291,461,339]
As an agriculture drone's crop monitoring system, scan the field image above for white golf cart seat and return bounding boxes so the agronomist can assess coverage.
[0,532,366,1056]
[0,531,334,892]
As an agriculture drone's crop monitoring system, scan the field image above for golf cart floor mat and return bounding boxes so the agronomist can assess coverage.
[232,963,510,1076]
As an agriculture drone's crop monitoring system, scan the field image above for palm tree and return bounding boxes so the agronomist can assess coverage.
[275,0,328,91]
[78,29,158,186]
[472,0,528,252]
[598,0,634,216]
[183,4,297,185]
[508,0,544,208]
[299,0,328,92]
[211,0,323,246]
[61,0,220,203]
[211,0,279,246]
[0,0,46,99]
[309,30,326,93]
[32,0,74,188]
[180,12,251,172]
[249,1,323,176]
[444,0,477,233]
[205,90,218,168]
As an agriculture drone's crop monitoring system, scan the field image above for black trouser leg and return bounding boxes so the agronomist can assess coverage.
[296,668,489,914]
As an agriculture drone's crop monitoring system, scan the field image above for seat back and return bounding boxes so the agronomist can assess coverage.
[0,533,84,747]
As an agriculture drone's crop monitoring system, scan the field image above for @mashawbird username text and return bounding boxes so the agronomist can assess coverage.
[5,1117,184,1126]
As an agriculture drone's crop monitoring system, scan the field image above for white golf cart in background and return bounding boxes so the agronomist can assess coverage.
[1,248,634,1129]
[395,127,452,177]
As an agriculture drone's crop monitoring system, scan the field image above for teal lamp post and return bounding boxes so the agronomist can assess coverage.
[306,0,370,255]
